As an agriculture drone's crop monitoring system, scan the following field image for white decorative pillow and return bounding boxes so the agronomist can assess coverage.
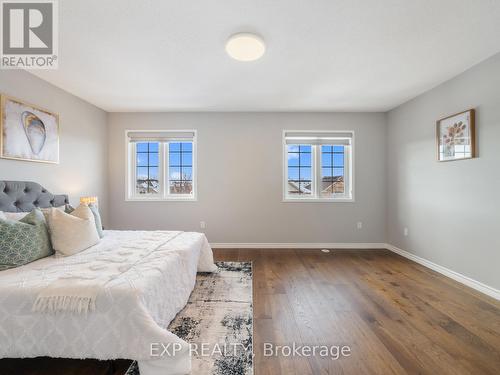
[1,206,67,222]
[3,212,28,221]
[40,205,68,222]
[47,205,100,256]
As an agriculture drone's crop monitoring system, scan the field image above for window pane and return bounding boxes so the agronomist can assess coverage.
[137,153,148,166]
[181,167,192,180]
[149,143,159,152]
[288,167,299,180]
[299,167,311,180]
[333,153,344,167]
[170,166,181,180]
[148,168,160,194]
[136,167,148,195]
[170,180,192,195]
[321,142,345,198]
[169,142,181,152]
[168,141,194,195]
[136,142,148,152]
[299,152,311,166]
[321,152,331,167]
[321,170,345,197]
[333,167,344,177]
[298,181,312,195]
[149,167,159,180]
[181,142,192,152]
[287,181,300,195]
[321,167,331,178]
[288,152,299,167]
[181,152,192,166]
[287,181,312,196]
[287,144,313,196]
[319,144,346,197]
[135,142,160,195]
[137,167,148,179]
[149,153,159,166]
[169,152,180,165]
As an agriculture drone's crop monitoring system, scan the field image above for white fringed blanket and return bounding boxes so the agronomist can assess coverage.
[0,230,217,375]
[32,232,183,314]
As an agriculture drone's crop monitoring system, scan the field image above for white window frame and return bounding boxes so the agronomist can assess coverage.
[125,129,197,201]
[282,130,355,203]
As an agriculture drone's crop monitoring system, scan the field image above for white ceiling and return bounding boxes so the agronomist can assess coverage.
[31,0,500,112]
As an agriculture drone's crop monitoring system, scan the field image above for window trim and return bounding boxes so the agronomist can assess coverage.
[282,130,355,203]
[125,129,198,202]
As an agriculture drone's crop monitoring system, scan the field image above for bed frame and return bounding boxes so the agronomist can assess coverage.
[0,181,69,212]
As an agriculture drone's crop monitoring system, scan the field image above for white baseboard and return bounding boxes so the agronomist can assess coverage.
[210,242,387,249]
[385,243,500,301]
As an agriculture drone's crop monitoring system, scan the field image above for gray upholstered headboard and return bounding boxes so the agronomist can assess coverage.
[0,181,69,212]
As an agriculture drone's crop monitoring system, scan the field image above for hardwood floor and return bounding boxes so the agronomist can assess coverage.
[215,249,500,375]
[1,249,499,374]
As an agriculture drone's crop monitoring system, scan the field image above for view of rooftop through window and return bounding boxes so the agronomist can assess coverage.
[287,144,345,197]
[169,142,193,195]
[136,142,159,195]
[321,145,345,197]
[135,141,194,196]
[287,145,312,195]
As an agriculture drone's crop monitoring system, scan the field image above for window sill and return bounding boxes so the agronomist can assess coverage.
[126,196,197,202]
[282,197,354,203]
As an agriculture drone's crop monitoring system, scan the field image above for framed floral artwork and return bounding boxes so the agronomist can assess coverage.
[436,109,475,162]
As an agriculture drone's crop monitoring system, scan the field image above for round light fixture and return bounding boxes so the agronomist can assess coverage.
[225,33,265,62]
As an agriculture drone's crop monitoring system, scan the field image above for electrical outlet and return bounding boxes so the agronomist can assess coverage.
[404,227,409,236]
[357,221,363,229]
[200,221,206,229]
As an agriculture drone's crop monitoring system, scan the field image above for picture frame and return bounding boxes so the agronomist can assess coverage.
[0,94,59,164]
[436,109,475,162]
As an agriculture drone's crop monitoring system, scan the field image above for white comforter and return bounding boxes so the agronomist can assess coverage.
[0,230,217,375]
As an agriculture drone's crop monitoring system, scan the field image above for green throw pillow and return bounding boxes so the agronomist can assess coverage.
[0,209,54,271]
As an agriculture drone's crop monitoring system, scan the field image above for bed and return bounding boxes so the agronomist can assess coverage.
[0,181,217,375]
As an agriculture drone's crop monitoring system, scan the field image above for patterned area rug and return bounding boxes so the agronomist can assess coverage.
[125,262,253,375]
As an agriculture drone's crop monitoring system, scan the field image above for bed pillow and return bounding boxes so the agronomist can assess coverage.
[40,205,73,222]
[2,212,28,221]
[67,204,104,238]
[47,205,100,256]
[0,209,53,271]
[88,204,104,238]
[0,212,5,220]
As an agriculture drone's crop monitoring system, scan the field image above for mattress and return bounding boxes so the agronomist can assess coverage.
[0,230,217,375]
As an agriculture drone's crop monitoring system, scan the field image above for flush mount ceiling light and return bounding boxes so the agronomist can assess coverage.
[225,33,265,62]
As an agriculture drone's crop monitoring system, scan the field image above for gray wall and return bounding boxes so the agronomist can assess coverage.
[0,70,109,224]
[107,112,387,244]
[387,53,500,289]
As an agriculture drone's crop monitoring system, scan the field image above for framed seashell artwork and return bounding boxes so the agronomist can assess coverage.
[0,95,59,164]
[436,109,475,162]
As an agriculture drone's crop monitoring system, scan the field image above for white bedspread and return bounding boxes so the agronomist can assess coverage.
[0,230,217,375]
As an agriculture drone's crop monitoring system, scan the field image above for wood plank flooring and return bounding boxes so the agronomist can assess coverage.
[1,249,499,374]
[216,249,500,375]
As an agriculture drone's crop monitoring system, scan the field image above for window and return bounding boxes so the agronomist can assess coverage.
[126,130,196,200]
[283,131,353,201]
